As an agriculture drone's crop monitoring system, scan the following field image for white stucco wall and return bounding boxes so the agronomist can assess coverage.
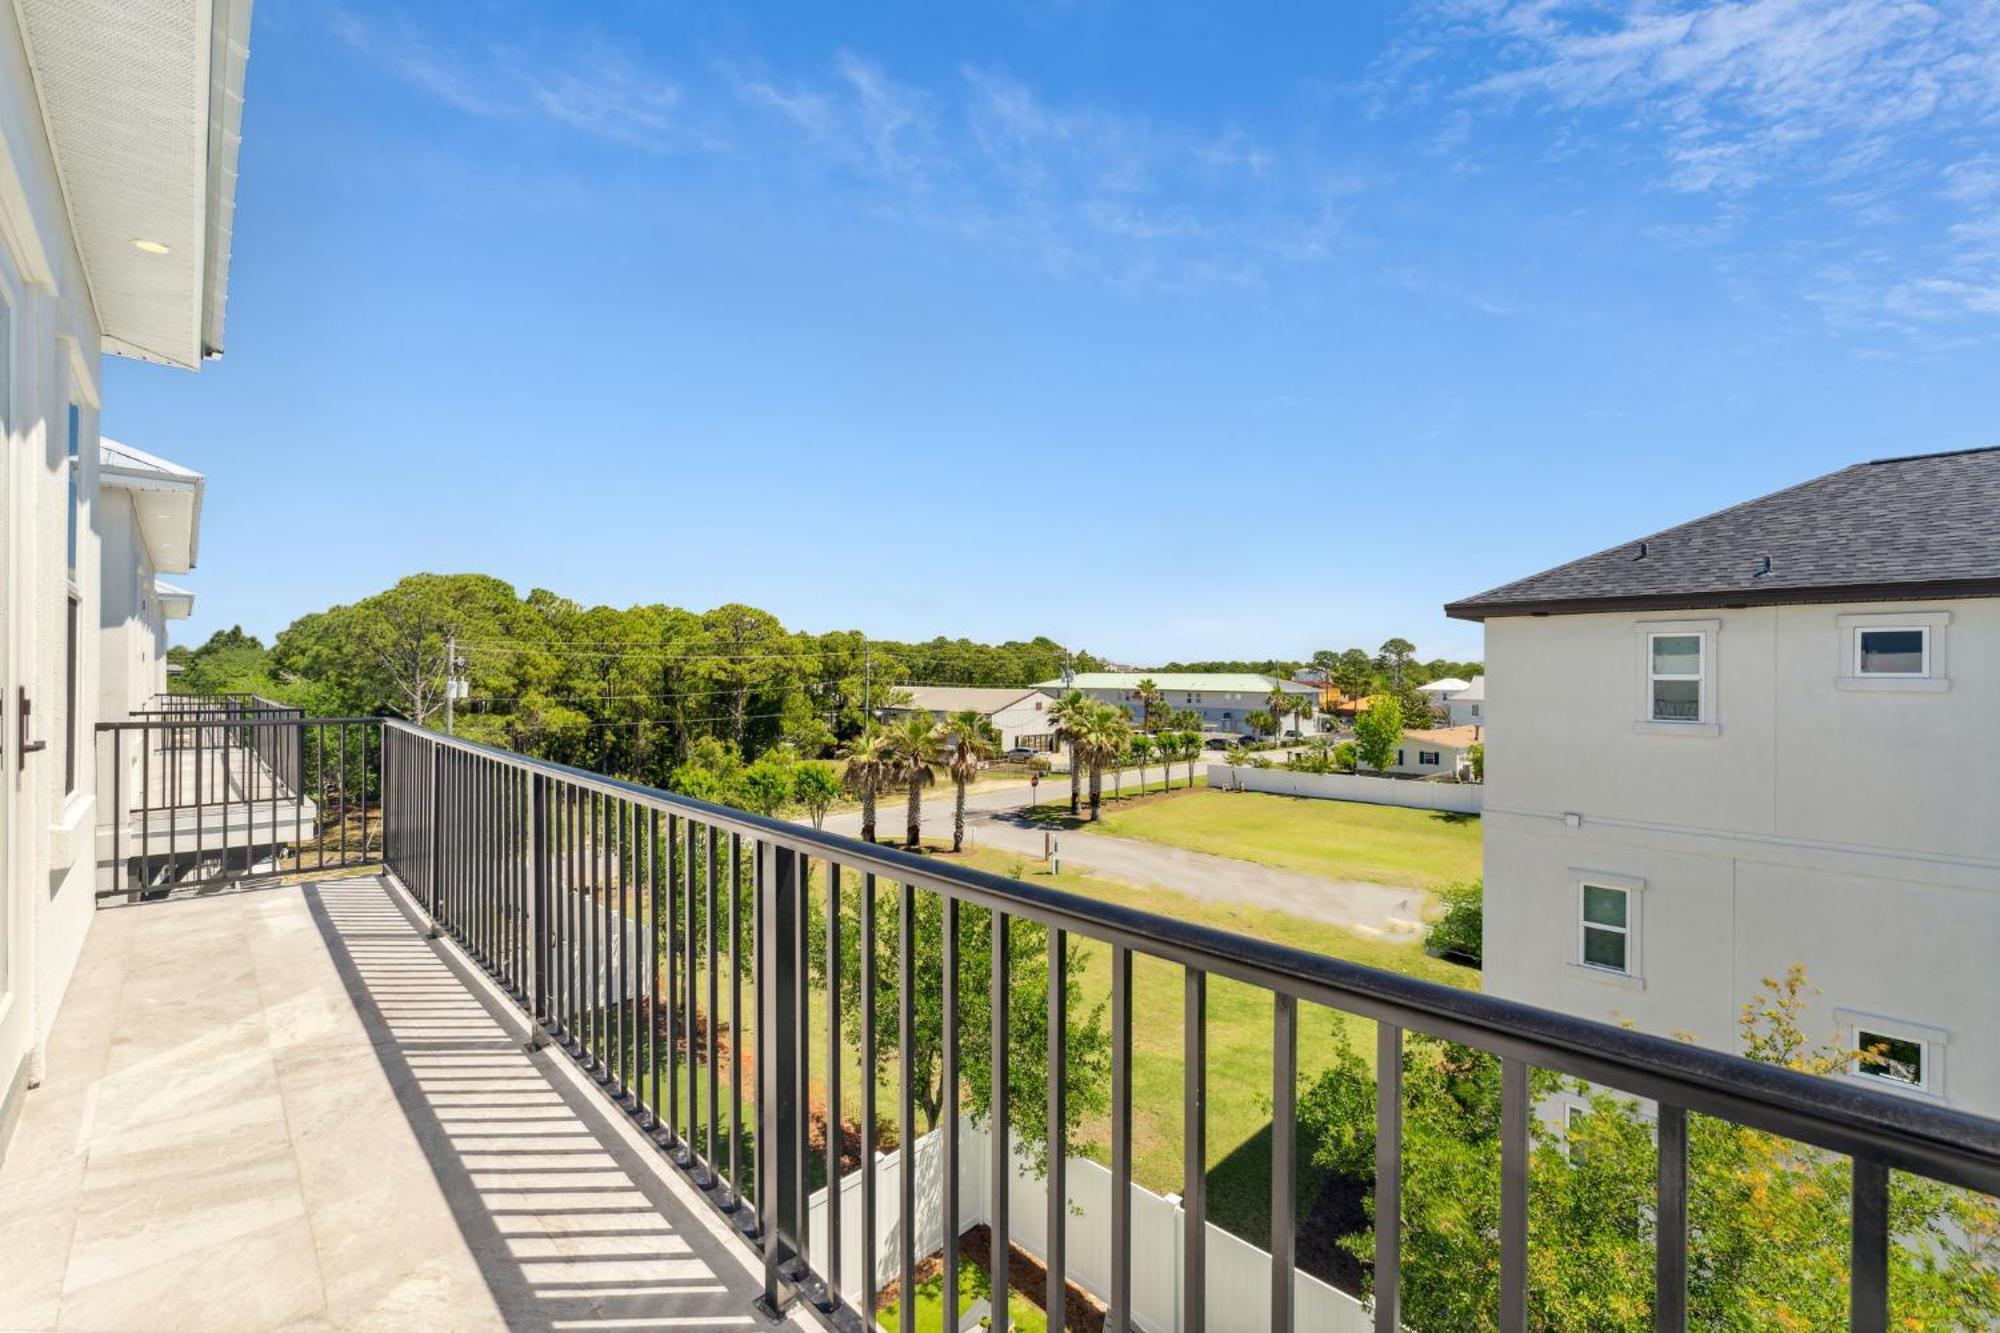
[1481,600,2000,1115]
[2,4,109,1132]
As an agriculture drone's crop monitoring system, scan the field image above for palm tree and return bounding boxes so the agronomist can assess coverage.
[884,713,944,849]
[1266,685,1299,740]
[1076,702,1133,821]
[842,726,891,844]
[1050,689,1091,817]
[944,710,1000,853]
[1135,677,1164,731]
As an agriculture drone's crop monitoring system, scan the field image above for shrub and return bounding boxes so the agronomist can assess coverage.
[1425,879,1482,965]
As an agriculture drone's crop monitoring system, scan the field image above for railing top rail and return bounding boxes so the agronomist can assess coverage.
[101,715,375,730]
[380,718,2000,1196]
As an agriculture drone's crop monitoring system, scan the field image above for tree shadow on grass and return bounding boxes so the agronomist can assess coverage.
[1206,1116,1370,1300]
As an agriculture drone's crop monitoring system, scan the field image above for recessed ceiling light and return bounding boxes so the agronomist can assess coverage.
[132,239,170,255]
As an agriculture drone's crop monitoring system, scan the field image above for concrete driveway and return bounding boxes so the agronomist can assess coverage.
[817,779,1429,938]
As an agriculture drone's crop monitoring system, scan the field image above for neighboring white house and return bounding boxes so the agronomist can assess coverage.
[1446,674,1486,727]
[1035,671,1318,738]
[1447,446,2000,1118]
[1377,724,1481,778]
[96,439,204,724]
[1416,675,1472,702]
[881,685,1058,752]
[1,0,252,1156]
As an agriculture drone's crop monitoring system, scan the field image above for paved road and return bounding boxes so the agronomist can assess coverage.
[819,779,1429,937]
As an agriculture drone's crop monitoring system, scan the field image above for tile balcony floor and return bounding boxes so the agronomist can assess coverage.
[0,875,785,1332]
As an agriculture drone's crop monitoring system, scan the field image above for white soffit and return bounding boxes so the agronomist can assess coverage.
[99,436,204,572]
[155,577,194,618]
[14,0,252,368]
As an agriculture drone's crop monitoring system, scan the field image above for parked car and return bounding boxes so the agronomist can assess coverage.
[1203,737,1234,751]
[1002,746,1036,762]
[1282,729,1302,740]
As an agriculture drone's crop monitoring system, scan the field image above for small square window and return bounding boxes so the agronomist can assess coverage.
[1856,1030,1925,1088]
[1856,627,1928,677]
[1580,883,1630,974]
[1419,750,1440,765]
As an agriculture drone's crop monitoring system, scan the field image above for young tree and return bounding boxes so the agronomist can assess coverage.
[738,752,797,817]
[791,763,841,829]
[1299,969,2000,1330]
[841,727,891,844]
[1245,709,1277,742]
[1129,733,1155,793]
[1351,693,1404,773]
[1466,742,1485,783]
[1050,690,1092,817]
[811,891,1110,1172]
[944,709,1001,853]
[885,713,944,849]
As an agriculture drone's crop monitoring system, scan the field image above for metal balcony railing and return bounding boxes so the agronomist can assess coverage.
[95,709,381,900]
[364,720,2000,1333]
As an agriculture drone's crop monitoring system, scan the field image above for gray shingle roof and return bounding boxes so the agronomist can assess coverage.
[1446,446,2000,621]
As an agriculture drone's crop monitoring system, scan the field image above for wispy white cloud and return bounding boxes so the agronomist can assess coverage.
[331,8,689,149]
[1374,0,2000,335]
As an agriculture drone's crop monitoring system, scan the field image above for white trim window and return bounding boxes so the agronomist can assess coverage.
[1579,882,1633,975]
[1648,632,1703,722]
[1836,610,1950,692]
[1839,1010,1945,1098]
[1418,749,1440,766]
[1854,626,1927,677]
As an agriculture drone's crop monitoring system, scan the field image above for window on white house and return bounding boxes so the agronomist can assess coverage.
[1470,703,1481,717]
[1649,633,1703,722]
[1855,627,1928,677]
[1419,750,1440,765]
[66,402,81,576]
[1855,1029,1926,1089]
[64,593,79,795]
[1580,883,1631,973]
[1395,749,1405,766]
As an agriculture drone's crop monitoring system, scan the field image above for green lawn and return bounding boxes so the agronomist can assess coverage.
[598,838,1476,1258]
[1090,788,1481,890]
[954,848,1476,1245]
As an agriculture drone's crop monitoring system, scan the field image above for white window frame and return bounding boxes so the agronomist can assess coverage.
[1633,619,1719,737]
[1852,624,1928,678]
[1836,1009,1945,1100]
[1419,750,1440,766]
[1836,610,1951,693]
[1570,870,1644,987]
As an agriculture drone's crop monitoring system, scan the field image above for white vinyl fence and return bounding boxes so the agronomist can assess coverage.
[806,1118,1371,1333]
[1209,763,1483,815]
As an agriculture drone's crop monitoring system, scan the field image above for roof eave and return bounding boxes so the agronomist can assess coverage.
[1445,577,2000,623]
[199,0,252,360]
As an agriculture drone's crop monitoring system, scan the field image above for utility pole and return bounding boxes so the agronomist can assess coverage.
[444,634,466,736]
[863,638,871,721]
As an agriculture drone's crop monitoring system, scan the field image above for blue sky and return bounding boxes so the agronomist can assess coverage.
[107,1,2000,665]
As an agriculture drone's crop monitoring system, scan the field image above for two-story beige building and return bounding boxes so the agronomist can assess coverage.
[1448,446,2000,1116]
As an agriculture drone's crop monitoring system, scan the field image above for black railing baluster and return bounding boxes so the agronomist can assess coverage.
[684,814,699,1168]
[860,870,878,1315]
[1271,992,1297,1333]
[647,807,662,1129]
[1110,942,1132,1331]
[942,893,960,1332]
[532,772,549,1028]
[989,907,1009,1330]
[1047,926,1068,1320]
[1185,967,1207,1333]
[754,842,802,1322]
[1656,1102,1687,1332]
[1852,1158,1889,1333]
[730,832,744,1210]
[1375,1022,1403,1333]
[666,812,680,1142]
[898,879,917,1332]
[1500,1056,1530,1333]
[708,823,721,1187]
[824,862,841,1309]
